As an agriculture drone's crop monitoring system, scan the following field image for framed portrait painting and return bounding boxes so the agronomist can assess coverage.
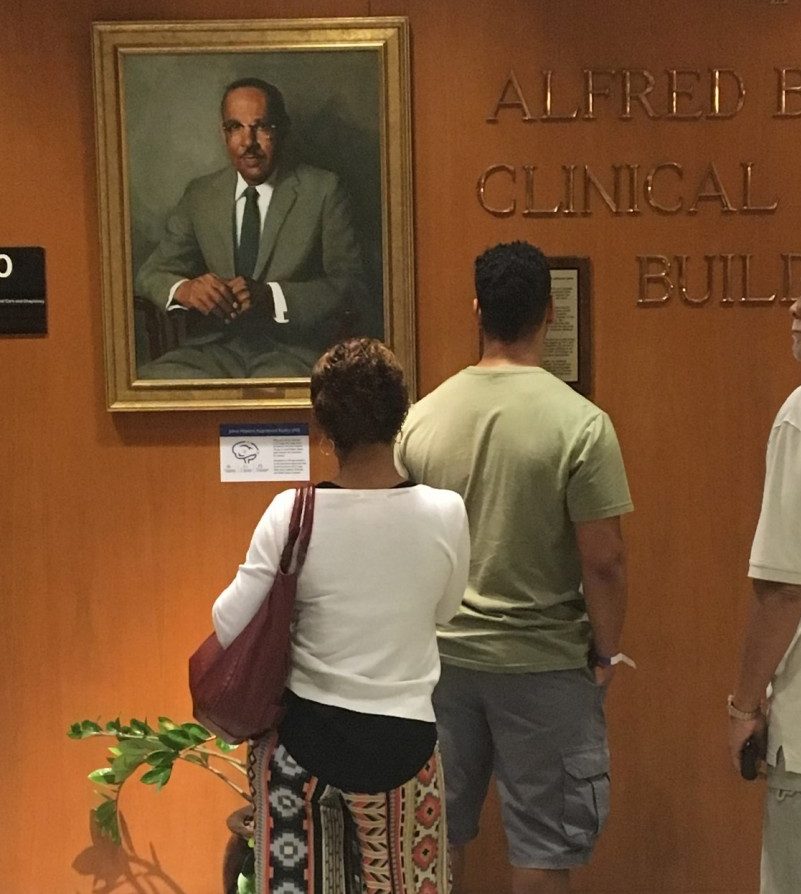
[92,18,414,410]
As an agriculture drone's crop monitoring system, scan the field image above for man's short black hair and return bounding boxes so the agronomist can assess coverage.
[220,78,290,136]
[474,241,551,342]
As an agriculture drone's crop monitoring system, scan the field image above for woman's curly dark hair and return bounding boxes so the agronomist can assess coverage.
[311,338,409,456]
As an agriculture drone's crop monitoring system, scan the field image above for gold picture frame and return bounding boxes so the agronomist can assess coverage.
[92,18,414,411]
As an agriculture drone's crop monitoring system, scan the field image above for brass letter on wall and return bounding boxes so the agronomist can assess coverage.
[477,165,517,216]
[487,71,534,122]
[775,68,801,117]
[637,255,673,305]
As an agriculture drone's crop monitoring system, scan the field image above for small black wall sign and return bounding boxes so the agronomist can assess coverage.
[0,247,46,335]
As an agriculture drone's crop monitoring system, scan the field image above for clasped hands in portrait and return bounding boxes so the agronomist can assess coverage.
[172,274,274,324]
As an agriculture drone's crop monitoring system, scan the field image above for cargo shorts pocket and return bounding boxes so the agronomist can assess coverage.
[561,746,610,846]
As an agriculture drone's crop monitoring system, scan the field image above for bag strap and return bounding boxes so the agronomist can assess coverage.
[293,485,316,570]
[279,485,315,573]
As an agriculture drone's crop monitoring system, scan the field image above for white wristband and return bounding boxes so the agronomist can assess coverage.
[595,652,637,669]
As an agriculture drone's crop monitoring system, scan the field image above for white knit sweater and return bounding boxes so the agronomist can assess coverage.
[212,485,470,722]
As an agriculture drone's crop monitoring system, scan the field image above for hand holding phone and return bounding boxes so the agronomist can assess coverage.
[740,736,762,781]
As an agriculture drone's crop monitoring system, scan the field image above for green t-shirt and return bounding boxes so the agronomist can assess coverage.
[397,366,633,672]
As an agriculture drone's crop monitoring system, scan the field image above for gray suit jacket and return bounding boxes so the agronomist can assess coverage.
[135,161,365,362]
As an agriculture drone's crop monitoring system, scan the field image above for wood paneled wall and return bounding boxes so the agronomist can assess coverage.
[1,1,799,891]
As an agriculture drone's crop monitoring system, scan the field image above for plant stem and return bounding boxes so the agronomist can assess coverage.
[178,755,251,802]
[194,746,248,775]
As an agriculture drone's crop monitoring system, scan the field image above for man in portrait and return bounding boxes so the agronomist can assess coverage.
[728,300,801,893]
[135,77,366,379]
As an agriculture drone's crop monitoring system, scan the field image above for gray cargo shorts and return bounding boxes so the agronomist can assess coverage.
[432,662,609,869]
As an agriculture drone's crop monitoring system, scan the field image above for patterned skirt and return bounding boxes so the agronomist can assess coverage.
[252,736,451,894]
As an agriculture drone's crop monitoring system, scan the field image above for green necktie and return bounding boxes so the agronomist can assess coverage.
[236,186,260,277]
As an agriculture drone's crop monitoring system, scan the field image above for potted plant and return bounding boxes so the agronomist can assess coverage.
[69,716,255,894]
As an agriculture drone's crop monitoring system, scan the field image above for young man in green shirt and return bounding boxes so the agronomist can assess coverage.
[397,241,633,894]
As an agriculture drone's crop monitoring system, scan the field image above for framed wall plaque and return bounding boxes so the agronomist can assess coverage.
[543,256,592,396]
[92,18,414,411]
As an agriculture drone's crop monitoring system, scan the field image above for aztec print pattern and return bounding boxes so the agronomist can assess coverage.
[253,737,450,894]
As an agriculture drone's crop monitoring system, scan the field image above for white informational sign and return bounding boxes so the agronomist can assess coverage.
[219,423,310,483]
[543,268,579,382]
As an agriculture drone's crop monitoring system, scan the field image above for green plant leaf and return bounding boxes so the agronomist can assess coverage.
[181,722,211,744]
[157,729,194,750]
[109,753,147,783]
[94,799,120,844]
[131,718,154,736]
[146,750,178,768]
[67,720,102,739]
[157,716,178,732]
[104,717,135,737]
[109,759,137,784]
[116,736,161,758]
[140,765,172,790]
[181,752,208,767]
[88,768,117,786]
[106,738,163,782]
[215,738,239,753]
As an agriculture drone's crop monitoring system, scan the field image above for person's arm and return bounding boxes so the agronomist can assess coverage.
[268,174,366,336]
[135,188,206,306]
[728,578,801,770]
[566,411,633,686]
[135,186,239,321]
[575,515,628,686]
[435,501,471,624]
[211,492,293,647]
[729,414,801,770]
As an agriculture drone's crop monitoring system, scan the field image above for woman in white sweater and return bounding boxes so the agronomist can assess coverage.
[212,338,470,894]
